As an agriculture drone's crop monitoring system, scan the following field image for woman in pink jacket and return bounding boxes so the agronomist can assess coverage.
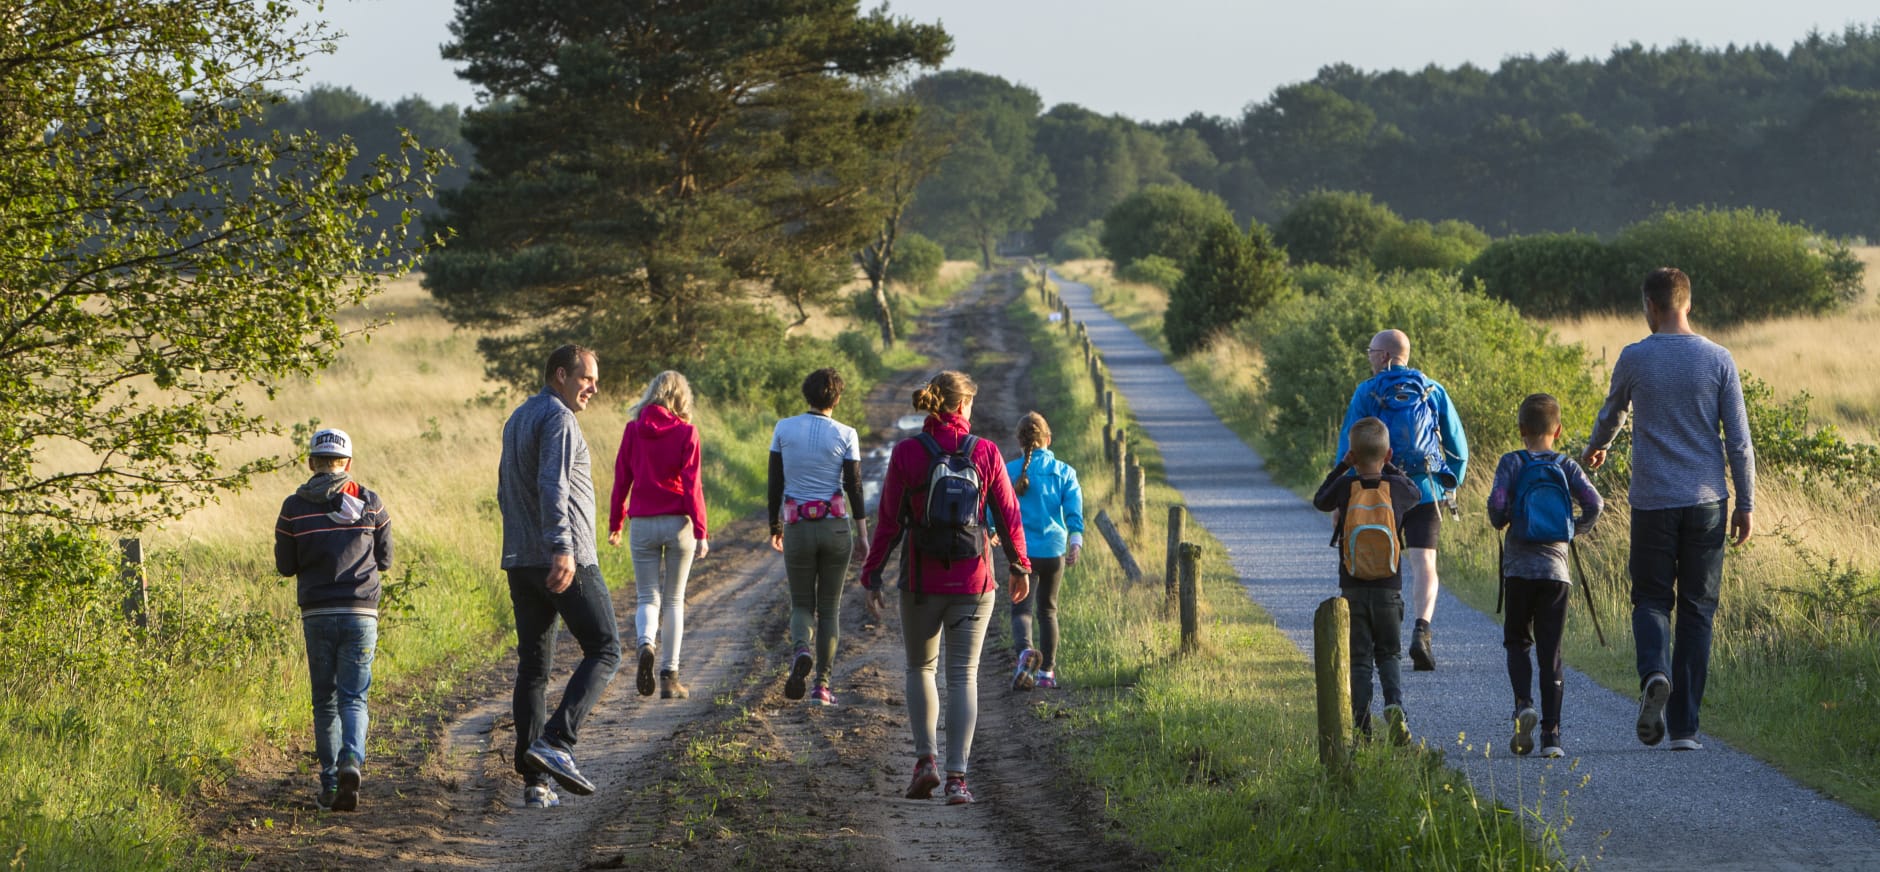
[861,370,1030,806]
[608,371,708,701]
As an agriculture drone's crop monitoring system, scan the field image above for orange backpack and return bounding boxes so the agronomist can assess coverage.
[1340,478,1401,580]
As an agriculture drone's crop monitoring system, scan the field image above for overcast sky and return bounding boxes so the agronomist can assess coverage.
[297,1,1880,121]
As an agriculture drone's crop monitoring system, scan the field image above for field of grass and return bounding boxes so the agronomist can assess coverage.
[1064,259,1880,819]
[0,265,971,870]
[1010,278,1562,870]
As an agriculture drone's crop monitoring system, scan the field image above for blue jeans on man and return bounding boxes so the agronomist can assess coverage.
[1629,500,1727,739]
[303,614,378,791]
[507,563,621,780]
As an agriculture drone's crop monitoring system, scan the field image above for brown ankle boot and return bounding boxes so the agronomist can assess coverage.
[660,670,688,699]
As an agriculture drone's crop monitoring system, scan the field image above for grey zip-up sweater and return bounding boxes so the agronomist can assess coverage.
[500,388,599,569]
[1588,333,1756,513]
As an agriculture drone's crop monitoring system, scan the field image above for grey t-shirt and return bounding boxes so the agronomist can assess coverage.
[498,389,598,569]
[1589,333,1756,513]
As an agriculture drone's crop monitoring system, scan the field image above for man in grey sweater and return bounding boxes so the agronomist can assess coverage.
[499,343,622,807]
[1582,267,1755,753]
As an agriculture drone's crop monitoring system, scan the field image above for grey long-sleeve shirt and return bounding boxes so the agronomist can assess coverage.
[499,388,599,569]
[1587,333,1756,513]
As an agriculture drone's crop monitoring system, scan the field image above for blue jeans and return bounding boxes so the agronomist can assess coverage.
[303,614,377,791]
[1629,500,1727,738]
[508,563,621,780]
[1342,587,1404,731]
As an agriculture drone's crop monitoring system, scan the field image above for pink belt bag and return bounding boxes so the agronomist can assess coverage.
[784,494,848,524]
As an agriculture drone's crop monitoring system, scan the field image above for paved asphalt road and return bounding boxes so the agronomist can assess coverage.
[1052,271,1880,871]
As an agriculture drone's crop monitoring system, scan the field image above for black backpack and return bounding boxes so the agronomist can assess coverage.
[904,433,986,573]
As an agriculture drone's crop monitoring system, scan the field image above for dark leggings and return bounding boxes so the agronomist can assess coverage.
[1010,556,1065,671]
[1504,577,1570,730]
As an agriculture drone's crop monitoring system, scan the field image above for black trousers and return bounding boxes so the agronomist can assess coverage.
[1503,577,1570,730]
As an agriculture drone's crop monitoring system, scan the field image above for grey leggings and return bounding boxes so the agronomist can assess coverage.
[630,514,696,672]
[784,517,852,686]
[902,590,994,775]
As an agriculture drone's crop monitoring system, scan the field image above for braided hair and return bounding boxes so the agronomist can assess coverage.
[1014,412,1051,496]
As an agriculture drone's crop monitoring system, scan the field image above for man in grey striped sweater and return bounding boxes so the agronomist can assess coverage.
[1583,267,1755,753]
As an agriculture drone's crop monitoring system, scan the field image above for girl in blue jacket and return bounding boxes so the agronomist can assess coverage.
[1006,412,1084,690]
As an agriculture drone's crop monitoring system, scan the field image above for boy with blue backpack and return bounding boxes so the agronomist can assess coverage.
[1486,394,1603,757]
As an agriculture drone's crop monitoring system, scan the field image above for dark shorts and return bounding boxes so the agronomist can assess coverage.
[1402,502,1442,549]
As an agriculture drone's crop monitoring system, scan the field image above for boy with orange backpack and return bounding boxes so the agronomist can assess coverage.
[1313,417,1422,744]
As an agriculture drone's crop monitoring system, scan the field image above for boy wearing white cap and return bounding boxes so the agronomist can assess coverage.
[274,427,393,812]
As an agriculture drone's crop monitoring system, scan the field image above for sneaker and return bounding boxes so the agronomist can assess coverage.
[333,756,361,811]
[524,737,596,796]
[636,643,657,697]
[810,684,836,706]
[905,755,941,800]
[944,775,974,805]
[1035,671,1058,689]
[1409,625,1436,671]
[660,670,688,700]
[1637,673,1670,747]
[1668,737,1704,751]
[784,646,813,700]
[316,787,339,811]
[1510,706,1539,756]
[523,782,561,808]
[1383,704,1411,746]
[1539,731,1565,758]
[1011,648,1040,691]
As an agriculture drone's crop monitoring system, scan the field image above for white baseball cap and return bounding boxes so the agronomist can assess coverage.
[309,428,353,458]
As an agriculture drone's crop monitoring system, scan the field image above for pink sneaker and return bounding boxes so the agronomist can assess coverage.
[1034,671,1058,689]
[944,775,974,805]
[905,755,941,799]
[810,684,836,706]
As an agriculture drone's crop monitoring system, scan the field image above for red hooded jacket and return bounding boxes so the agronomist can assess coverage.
[609,404,708,540]
[861,412,1030,596]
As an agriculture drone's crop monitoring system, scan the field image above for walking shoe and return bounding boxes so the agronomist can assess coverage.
[905,755,941,800]
[1539,730,1565,759]
[316,787,339,811]
[944,775,974,805]
[1511,706,1539,756]
[1409,624,1436,671]
[524,737,596,796]
[1668,737,1704,751]
[636,643,657,697]
[1383,704,1411,746]
[333,755,361,811]
[784,645,813,700]
[810,684,836,706]
[660,670,688,700]
[1636,672,1670,746]
[523,782,561,808]
[1011,648,1040,691]
[1035,671,1058,689]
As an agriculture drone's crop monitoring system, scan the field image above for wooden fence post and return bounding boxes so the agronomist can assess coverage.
[1126,458,1145,532]
[1165,505,1186,603]
[119,538,148,628]
[1113,438,1127,496]
[1103,422,1114,462]
[1104,390,1114,428]
[1313,597,1353,770]
[1092,510,1144,585]
[1178,543,1202,654]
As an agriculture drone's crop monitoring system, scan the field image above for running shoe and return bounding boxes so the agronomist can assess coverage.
[1667,737,1704,751]
[1637,672,1670,747]
[523,783,561,808]
[785,645,813,700]
[905,755,941,800]
[1511,706,1539,756]
[333,755,361,811]
[944,775,974,805]
[1539,730,1565,759]
[1383,704,1411,747]
[810,684,836,706]
[524,737,596,795]
[316,787,338,811]
[637,643,657,697]
[1011,648,1040,692]
[1034,671,1058,689]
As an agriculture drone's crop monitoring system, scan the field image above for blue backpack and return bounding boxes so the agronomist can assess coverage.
[1509,452,1574,543]
[1369,368,1446,480]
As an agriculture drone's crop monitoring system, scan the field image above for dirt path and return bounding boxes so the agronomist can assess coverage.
[208,271,1151,870]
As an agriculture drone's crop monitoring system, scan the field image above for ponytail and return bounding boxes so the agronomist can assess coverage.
[912,370,977,415]
[1015,449,1034,496]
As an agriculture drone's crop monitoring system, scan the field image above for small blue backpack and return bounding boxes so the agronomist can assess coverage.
[1509,452,1574,543]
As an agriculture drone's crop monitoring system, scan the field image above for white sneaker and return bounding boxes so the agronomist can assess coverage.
[1667,737,1704,751]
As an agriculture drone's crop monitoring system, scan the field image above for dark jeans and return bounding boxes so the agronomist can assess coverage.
[1503,578,1570,730]
[1343,586,1405,729]
[303,614,377,791]
[508,563,622,779]
[1010,556,1064,671]
[1630,500,1727,739]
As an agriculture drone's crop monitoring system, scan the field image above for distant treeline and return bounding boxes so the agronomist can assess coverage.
[261,86,474,237]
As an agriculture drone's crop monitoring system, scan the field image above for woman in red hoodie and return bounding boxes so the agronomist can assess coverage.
[861,370,1030,806]
[608,371,709,701]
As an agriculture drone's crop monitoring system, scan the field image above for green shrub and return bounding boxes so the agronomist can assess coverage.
[1052,223,1104,261]
[1613,206,1859,325]
[1118,254,1183,289]
[1272,190,1402,269]
[684,312,875,420]
[1370,218,1489,273]
[1290,263,1348,296]
[1252,270,1603,484]
[1165,223,1291,357]
[1461,232,1632,317]
[885,232,944,290]
[1099,184,1237,268]
[850,286,910,342]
